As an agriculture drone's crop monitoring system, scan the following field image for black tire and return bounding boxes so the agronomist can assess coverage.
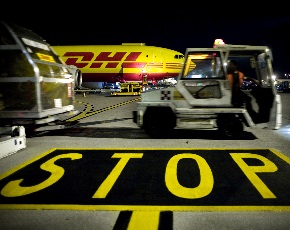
[144,119,167,138]
[143,107,176,138]
[217,115,244,138]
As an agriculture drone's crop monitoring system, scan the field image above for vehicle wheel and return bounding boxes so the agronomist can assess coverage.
[143,107,176,138]
[144,119,167,138]
[217,115,244,138]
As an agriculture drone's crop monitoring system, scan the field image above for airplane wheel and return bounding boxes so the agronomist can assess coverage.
[217,115,244,138]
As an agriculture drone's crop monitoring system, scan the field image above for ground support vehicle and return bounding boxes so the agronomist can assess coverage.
[0,21,79,136]
[133,42,282,138]
[111,82,142,96]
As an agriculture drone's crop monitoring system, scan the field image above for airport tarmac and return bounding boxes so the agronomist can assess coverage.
[0,91,290,230]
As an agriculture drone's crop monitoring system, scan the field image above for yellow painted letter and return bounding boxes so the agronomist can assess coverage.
[165,153,214,199]
[93,153,143,198]
[1,153,82,197]
[230,153,277,198]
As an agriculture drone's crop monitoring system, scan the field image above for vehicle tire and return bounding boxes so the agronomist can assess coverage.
[144,119,167,138]
[217,115,244,138]
[143,107,176,138]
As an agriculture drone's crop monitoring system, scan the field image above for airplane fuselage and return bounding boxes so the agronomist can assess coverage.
[52,43,184,88]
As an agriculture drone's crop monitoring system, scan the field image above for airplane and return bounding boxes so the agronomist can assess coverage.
[51,43,185,89]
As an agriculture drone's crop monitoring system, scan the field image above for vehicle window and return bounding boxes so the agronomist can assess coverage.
[182,52,224,79]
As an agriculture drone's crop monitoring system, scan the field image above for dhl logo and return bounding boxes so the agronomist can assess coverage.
[62,52,145,69]
[60,52,183,70]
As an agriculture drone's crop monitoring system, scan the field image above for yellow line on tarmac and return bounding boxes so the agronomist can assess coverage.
[65,102,94,122]
[66,98,141,122]
[128,211,160,230]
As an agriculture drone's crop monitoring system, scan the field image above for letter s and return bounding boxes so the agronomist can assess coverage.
[1,153,82,197]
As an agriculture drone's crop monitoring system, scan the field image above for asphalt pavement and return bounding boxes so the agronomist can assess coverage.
[0,91,289,230]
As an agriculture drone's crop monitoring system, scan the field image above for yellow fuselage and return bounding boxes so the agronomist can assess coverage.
[52,44,184,84]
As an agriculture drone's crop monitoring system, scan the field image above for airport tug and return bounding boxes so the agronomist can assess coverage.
[133,40,282,138]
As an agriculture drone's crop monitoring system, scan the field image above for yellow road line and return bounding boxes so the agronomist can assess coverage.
[66,98,140,122]
[128,211,160,230]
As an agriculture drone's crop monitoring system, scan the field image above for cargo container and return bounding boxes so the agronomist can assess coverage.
[0,21,78,135]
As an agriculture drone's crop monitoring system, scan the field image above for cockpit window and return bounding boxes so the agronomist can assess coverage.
[174,54,184,59]
[182,52,225,79]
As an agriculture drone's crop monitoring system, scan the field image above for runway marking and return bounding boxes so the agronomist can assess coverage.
[0,148,290,212]
[65,98,140,122]
[1,148,289,229]
[128,211,160,230]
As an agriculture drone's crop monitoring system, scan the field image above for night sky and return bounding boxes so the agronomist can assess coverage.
[2,4,290,78]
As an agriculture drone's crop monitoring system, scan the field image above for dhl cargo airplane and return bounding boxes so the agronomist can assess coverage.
[51,43,184,89]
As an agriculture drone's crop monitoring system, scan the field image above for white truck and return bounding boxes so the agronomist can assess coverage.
[0,21,80,139]
[133,41,282,138]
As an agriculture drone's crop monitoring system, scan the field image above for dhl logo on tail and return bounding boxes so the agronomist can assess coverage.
[52,43,184,89]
